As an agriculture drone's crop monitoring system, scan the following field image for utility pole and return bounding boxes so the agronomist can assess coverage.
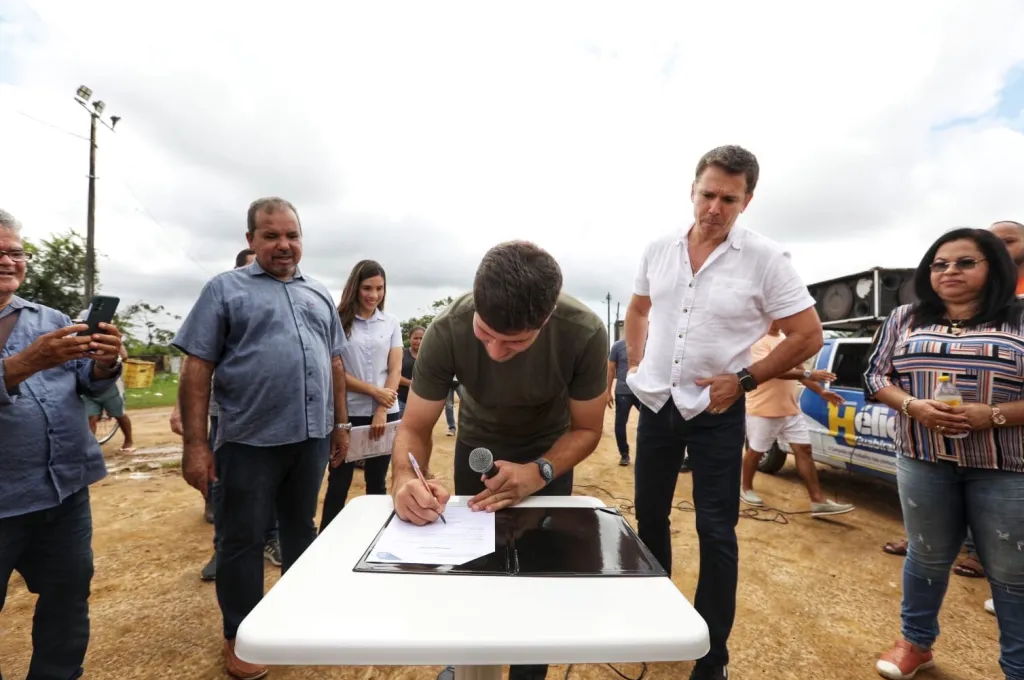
[74,85,121,307]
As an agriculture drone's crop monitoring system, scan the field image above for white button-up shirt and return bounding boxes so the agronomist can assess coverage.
[626,223,815,420]
[340,309,404,417]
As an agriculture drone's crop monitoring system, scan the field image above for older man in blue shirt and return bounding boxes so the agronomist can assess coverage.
[0,209,124,680]
[173,197,350,680]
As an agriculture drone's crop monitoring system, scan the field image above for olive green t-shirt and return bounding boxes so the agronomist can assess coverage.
[411,292,609,450]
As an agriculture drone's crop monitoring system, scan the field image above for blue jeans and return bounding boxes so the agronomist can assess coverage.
[634,400,745,671]
[445,389,457,430]
[215,437,330,639]
[614,393,639,455]
[208,416,279,550]
[897,455,1024,680]
[0,487,94,680]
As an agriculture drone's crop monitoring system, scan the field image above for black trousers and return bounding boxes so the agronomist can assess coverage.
[634,399,744,671]
[0,488,94,680]
[614,393,640,455]
[215,437,329,640]
[454,439,570,680]
[320,412,401,531]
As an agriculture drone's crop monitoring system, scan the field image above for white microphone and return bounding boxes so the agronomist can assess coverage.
[468,447,499,479]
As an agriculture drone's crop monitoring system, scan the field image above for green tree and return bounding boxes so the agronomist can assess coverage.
[401,296,454,346]
[18,230,98,317]
[116,302,182,356]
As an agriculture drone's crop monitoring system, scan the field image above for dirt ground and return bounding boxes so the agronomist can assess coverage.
[1,406,1000,680]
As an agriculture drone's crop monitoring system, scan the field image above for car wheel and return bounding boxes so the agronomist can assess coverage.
[757,442,788,474]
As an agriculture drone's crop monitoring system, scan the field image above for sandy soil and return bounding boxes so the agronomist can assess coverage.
[0,406,1000,680]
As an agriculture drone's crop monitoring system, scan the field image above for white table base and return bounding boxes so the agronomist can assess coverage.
[455,665,501,680]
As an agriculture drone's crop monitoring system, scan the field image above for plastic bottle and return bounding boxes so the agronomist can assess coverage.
[934,375,968,439]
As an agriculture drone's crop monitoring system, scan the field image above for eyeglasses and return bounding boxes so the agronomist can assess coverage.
[929,257,985,273]
[0,250,32,263]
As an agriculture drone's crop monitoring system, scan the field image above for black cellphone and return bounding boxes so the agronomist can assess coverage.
[81,295,120,336]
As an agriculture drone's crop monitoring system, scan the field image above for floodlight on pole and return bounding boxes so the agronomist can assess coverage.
[73,85,121,306]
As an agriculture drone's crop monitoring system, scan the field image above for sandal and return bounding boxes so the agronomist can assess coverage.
[883,538,908,556]
[953,555,985,578]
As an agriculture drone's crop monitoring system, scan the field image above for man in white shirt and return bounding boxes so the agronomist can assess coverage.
[624,145,823,680]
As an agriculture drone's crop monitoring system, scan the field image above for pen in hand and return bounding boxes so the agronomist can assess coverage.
[407,451,446,524]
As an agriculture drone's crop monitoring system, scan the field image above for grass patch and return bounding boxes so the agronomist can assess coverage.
[125,372,179,410]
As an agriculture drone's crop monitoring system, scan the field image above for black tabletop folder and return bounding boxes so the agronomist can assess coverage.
[353,506,667,577]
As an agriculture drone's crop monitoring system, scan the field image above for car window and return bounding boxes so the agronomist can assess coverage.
[831,343,872,390]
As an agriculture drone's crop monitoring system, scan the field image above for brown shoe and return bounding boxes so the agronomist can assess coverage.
[876,639,934,679]
[224,639,268,679]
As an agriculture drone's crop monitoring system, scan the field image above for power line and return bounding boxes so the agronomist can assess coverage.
[12,109,90,141]
[7,106,216,279]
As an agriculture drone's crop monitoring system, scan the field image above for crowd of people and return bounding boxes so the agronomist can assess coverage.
[1,143,1021,680]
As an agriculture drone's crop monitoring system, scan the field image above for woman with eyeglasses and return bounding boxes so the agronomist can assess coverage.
[864,228,1024,680]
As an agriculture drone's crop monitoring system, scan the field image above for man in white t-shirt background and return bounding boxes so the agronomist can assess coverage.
[740,323,854,517]
[624,144,824,680]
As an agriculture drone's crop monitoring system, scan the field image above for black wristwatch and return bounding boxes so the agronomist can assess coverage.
[533,458,555,486]
[736,368,758,392]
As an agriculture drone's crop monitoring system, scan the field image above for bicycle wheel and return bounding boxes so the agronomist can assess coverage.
[95,416,120,445]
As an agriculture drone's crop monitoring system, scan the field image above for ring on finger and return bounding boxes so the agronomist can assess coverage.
[937,425,944,432]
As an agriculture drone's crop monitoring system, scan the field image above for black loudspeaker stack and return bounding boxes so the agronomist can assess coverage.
[807,268,917,328]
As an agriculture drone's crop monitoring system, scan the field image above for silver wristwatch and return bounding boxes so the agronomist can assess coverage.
[334,422,352,431]
[803,369,812,379]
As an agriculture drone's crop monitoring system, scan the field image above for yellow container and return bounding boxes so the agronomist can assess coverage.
[123,359,156,389]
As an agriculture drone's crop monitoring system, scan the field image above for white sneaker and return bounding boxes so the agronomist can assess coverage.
[985,598,995,615]
[740,489,763,507]
[811,499,855,517]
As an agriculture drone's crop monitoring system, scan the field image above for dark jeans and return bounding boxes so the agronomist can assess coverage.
[208,416,279,549]
[614,393,640,455]
[320,412,400,531]
[215,437,329,640]
[0,488,94,680]
[454,438,571,680]
[634,399,745,671]
[897,455,1024,680]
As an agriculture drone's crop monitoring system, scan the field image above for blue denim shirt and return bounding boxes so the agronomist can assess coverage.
[0,296,121,519]
[172,261,346,450]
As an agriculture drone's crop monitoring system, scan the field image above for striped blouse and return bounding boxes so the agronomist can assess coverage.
[864,304,1024,472]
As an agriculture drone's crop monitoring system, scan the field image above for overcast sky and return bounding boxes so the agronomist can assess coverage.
[2,1,1023,335]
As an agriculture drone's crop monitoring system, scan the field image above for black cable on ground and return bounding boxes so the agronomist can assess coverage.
[564,662,647,680]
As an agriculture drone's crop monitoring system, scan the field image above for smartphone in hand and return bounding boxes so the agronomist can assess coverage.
[81,295,120,336]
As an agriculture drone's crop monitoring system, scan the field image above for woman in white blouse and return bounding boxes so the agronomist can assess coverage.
[319,260,403,531]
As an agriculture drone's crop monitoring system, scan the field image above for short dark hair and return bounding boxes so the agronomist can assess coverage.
[695,145,759,194]
[234,248,255,268]
[473,241,562,334]
[247,197,300,235]
[910,227,1024,329]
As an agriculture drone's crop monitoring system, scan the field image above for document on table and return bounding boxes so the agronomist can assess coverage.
[345,420,401,463]
[367,505,496,565]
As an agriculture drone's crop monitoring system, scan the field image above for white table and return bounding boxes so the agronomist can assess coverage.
[235,495,709,680]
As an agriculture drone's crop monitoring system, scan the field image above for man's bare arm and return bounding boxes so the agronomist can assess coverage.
[332,356,348,424]
[390,391,446,490]
[538,394,605,477]
[179,355,214,447]
[749,308,823,385]
[624,294,651,369]
[606,361,616,394]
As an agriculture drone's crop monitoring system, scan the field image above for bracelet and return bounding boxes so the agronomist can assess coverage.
[901,396,917,416]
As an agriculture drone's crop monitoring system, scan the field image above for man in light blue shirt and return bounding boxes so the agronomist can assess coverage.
[0,209,125,679]
[173,197,350,679]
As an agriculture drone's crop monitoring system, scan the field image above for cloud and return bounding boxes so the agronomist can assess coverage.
[2,0,1024,332]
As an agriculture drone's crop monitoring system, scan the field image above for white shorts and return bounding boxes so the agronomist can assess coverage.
[746,414,810,452]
